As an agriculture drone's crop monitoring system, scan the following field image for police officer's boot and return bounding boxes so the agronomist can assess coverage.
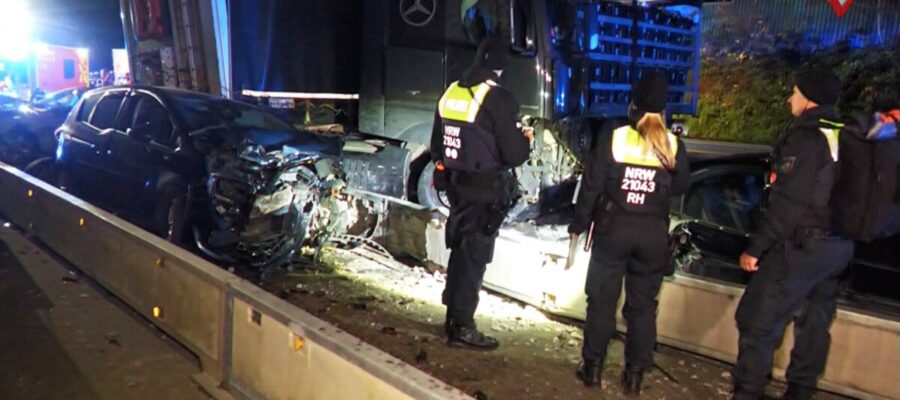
[575,360,600,387]
[621,367,644,397]
[780,384,815,400]
[446,321,499,350]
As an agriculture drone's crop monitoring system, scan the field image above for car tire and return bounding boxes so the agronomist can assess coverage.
[23,156,62,186]
[154,186,189,245]
[416,162,450,213]
[1,128,40,169]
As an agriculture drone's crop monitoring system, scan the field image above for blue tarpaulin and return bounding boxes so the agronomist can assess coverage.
[229,0,363,97]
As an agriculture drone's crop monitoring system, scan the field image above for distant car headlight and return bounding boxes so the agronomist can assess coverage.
[17,104,36,115]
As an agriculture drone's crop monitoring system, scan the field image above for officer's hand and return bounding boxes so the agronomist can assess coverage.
[739,252,759,272]
[522,126,535,144]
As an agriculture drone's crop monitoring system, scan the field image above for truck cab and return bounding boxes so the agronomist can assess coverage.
[348,0,701,210]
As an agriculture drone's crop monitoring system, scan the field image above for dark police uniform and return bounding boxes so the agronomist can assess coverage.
[430,63,529,349]
[570,124,690,383]
[732,106,854,400]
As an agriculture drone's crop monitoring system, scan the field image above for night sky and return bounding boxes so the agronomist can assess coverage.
[30,0,124,71]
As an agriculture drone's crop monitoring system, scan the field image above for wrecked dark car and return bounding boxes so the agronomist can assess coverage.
[668,154,900,316]
[0,87,86,168]
[35,86,343,268]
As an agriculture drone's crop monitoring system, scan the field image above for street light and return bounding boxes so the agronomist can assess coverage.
[0,0,33,61]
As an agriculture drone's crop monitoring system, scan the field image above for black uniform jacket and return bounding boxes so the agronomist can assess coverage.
[429,67,530,171]
[745,106,841,258]
[569,127,690,235]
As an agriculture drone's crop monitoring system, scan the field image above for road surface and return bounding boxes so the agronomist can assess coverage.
[0,221,211,400]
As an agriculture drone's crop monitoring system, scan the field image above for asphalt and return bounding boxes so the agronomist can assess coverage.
[0,224,210,400]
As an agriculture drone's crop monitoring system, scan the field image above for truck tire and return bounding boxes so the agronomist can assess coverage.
[416,162,450,213]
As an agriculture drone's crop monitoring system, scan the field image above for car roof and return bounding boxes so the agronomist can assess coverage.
[689,153,768,170]
[84,85,221,100]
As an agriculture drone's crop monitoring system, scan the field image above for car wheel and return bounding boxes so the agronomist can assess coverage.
[155,187,189,245]
[24,157,56,180]
[416,162,450,213]
[0,128,39,169]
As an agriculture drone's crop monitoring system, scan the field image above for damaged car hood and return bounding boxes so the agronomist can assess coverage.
[214,127,342,158]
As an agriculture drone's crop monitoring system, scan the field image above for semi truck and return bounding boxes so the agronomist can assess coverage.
[119,0,706,212]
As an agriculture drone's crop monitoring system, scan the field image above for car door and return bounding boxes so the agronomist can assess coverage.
[671,164,766,285]
[62,89,128,205]
[105,91,178,222]
[844,233,900,307]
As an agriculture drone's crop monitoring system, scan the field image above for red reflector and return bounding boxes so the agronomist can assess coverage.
[769,171,777,184]
[880,110,900,122]
[435,161,445,171]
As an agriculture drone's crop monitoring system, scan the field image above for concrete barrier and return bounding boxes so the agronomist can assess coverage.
[405,208,900,400]
[0,163,470,400]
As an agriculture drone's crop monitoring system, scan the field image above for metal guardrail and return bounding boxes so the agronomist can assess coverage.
[0,162,471,400]
[476,226,900,400]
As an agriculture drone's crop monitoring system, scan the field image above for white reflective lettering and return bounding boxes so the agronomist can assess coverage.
[447,99,469,112]
[626,192,646,205]
[444,125,460,137]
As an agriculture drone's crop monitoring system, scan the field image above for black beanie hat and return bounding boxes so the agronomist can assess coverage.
[796,68,841,107]
[475,37,510,71]
[633,70,669,113]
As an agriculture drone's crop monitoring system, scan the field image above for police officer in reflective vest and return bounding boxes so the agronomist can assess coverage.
[732,69,854,400]
[569,71,690,394]
[430,38,531,349]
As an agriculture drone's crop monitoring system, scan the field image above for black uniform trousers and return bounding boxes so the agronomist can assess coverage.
[441,187,504,327]
[732,235,854,398]
[582,215,668,370]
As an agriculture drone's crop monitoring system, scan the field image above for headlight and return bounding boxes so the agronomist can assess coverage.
[18,104,35,114]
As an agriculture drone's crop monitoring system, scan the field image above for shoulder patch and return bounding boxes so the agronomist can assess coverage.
[780,156,797,174]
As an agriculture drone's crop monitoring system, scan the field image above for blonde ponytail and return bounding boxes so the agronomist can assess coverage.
[636,112,675,168]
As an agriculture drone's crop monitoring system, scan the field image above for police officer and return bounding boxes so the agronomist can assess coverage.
[430,38,531,350]
[731,68,854,400]
[569,71,690,395]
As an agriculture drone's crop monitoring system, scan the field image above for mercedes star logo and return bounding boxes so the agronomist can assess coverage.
[400,0,437,27]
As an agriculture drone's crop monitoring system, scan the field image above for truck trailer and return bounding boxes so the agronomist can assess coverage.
[119,0,706,213]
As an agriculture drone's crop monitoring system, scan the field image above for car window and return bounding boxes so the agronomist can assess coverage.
[170,94,293,132]
[129,96,175,145]
[88,92,126,129]
[76,93,100,121]
[684,171,763,233]
[36,88,81,108]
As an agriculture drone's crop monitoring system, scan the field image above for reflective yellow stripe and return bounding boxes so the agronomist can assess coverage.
[820,128,840,162]
[611,126,678,167]
[819,119,845,128]
[467,84,492,121]
[437,81,493,123]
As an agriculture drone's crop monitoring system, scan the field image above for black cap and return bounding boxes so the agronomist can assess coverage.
[632,70,669,113]
[796,68,841,107]
[475,37,510,71]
